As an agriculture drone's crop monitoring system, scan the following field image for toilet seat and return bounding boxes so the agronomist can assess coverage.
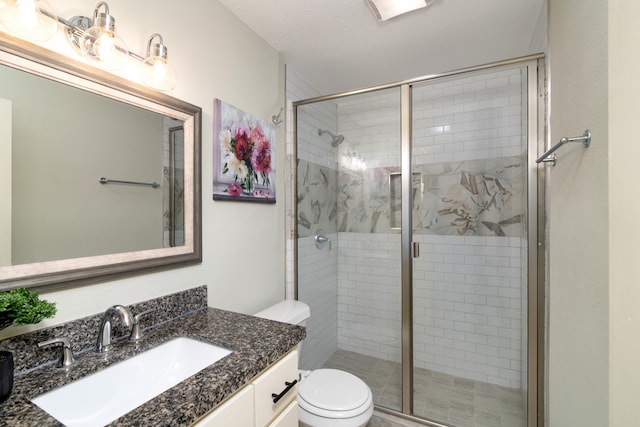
[298,369,373,419]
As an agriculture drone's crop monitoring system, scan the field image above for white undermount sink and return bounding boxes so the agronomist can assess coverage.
[31,337,232,427]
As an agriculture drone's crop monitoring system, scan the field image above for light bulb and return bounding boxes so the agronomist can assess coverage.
[94,31,117,61]
[78,2,128,70]
[80,26,128,69]
[143,58,176,91]
[0,0,58,42]
[142,34,176,91]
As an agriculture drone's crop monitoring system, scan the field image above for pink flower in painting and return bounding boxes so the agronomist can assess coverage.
[251,139,272,174]
[228,182,242,196]
[251,126,265,145]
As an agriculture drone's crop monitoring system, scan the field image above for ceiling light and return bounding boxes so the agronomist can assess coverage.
[365,0,433,21]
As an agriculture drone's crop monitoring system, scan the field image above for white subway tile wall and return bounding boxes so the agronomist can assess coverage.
[297,234,339,370]
[413,234,523,388]
[337,233,402,362]
[287,66,527,388]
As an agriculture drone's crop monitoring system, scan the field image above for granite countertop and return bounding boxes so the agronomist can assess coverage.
[0,307,305,426]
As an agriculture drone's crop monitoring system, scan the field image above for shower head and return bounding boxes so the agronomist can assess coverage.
[318,129,345,147]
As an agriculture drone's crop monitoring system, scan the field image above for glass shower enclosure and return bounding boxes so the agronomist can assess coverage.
[292,56,543,427]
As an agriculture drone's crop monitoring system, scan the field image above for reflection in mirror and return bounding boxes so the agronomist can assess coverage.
[0,35,201,290]
[1,63,184,265]
[167,126,184,247]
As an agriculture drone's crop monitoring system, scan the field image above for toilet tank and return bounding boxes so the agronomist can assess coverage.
[254,300,310,326]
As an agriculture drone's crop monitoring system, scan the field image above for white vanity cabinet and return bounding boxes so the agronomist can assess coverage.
[194,384,254,426]
[194,350,299,427]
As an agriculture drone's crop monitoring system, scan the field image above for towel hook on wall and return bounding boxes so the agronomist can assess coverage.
[271,108,283,126]
[536,129,591,166]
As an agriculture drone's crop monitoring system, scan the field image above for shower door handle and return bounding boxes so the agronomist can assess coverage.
[412,242,420,258]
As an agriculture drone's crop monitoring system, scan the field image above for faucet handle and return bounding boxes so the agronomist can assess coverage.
[38,337,76,368]
[130,310,152,341]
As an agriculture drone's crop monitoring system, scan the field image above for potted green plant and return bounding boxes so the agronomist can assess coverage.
[0,288,57,330]
[0,288,57,403]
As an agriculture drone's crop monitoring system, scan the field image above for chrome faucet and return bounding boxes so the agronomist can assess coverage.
[96,305,134,353]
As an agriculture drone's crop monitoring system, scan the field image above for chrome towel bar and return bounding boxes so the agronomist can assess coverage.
[99,177,160,189]
[536,129,591,166]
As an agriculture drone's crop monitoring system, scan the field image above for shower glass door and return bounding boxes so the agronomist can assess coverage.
[295,86,405,413]
[293,56,541,427]
[410,64,534,427]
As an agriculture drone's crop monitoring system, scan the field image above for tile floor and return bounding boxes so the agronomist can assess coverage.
[324,349,526,427]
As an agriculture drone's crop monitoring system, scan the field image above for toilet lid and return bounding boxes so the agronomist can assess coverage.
[298,369,372,418]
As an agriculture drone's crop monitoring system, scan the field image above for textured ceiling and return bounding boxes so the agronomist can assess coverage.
[218,0,546,95]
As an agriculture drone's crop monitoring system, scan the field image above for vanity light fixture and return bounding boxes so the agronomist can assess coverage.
[2,0,179,91]
[142,33,176,91]
[365,0,434,21]
[70,1,128,70]
[0,0,59,42]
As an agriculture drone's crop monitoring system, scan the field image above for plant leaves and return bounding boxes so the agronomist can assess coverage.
[0,288,56,327]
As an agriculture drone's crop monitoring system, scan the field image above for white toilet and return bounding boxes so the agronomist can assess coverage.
[255,300,374,427]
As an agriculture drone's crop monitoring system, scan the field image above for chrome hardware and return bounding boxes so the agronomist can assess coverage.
[314,229,331,250]
[271,379,298,404]
[539,154,557,166]
[412,241,420,258]
[536,129,591,165]
[130,310,152,341]
[96,305,134,353]
[99,177,160,189]
[272,108,283,126]
[38,337,76,368]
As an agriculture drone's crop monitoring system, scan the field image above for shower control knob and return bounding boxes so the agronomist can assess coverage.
[314,230,331,250]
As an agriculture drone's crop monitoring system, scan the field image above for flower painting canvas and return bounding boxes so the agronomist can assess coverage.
[213,99,276,203]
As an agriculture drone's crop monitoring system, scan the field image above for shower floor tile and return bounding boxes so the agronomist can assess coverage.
[325,349,526,427]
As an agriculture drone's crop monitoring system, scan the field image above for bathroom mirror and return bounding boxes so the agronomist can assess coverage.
[0,34,202,290]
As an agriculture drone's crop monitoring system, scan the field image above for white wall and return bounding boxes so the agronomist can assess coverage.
[547,0,609,425]
[0,0,285,339]
[609,2,640,426]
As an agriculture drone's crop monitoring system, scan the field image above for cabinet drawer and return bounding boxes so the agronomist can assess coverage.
[268,401,298,427]
[193,384,254,427]
[253,350,298,426]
